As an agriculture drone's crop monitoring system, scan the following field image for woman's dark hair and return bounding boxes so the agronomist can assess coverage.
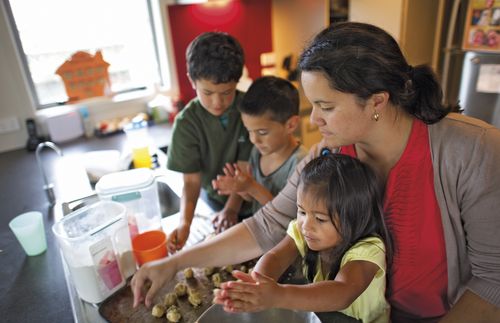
[186,32,244,84]
[299,22,458,124]
[240,76,299,124]
[298,154,392,281]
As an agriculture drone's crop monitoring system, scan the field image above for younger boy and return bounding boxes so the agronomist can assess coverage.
[167,32,253,253]
[212,76,307,214]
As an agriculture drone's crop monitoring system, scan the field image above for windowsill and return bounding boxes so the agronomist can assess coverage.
[35,88,162,135]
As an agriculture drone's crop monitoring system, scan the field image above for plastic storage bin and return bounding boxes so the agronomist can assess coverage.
[52,201,130,304]
[95,168,162,239]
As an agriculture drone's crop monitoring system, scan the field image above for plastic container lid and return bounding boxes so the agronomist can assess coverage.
[52,201,126,241]
[95,168,155,196]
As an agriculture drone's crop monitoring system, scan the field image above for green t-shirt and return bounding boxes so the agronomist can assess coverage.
[167,91,253,206]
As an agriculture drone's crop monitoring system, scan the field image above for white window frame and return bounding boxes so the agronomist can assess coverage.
[4,0,177,110]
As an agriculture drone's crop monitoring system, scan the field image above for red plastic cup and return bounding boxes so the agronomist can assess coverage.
[132,230,167,266]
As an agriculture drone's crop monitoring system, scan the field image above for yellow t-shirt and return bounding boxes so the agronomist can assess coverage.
[287,220,390,323]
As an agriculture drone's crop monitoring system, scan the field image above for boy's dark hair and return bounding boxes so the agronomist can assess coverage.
[299,22,458,124]
[298,154,393,282]
[186,32,244,84]
[239,76,299,124]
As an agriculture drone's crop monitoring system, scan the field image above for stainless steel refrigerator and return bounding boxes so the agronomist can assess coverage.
[458,52,500,128]
[440,0,500,129]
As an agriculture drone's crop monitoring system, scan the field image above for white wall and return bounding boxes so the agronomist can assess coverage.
[0,1,34,153]
[272,0,328,110]
[349,0,404,43]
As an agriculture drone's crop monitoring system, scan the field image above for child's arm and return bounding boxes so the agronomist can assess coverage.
[167,172,201,253]
[252,235,299,280]
[213,163,274,206]
[219,258,380,313]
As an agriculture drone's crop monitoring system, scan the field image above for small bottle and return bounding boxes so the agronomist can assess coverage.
[79,106,94,138]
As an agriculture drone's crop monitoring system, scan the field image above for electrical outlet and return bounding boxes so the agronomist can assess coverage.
[0,116,20,134]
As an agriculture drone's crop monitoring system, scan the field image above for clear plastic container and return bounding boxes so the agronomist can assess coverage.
[95,168,162,240]
[52,201,129,304]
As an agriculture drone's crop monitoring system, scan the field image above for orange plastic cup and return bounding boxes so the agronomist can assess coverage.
[132,230,167,266]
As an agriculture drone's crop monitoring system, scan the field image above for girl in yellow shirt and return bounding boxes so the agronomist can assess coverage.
[214,154,392,323]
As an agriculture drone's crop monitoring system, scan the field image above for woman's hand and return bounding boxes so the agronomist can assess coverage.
[214,270,282,312]
[167,222,190,253]
[131,258,176,308]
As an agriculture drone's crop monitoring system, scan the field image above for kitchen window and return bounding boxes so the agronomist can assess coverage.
[5,0,169,109]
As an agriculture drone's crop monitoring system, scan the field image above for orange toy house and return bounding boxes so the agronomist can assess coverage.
[56,50,111,102]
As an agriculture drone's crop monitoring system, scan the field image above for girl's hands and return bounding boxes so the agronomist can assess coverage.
[213,270,282,313]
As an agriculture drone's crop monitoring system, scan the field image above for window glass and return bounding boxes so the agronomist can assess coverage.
[9,0,162,107]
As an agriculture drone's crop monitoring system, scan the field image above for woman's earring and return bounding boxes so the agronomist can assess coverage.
[372,111,380,122]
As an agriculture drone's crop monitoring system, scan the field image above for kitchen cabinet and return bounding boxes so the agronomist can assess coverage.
[272,0,329,148]
[349,0,442,68]
[271,0,329,87]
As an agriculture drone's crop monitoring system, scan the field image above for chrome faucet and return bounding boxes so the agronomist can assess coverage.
[36,141,63,205]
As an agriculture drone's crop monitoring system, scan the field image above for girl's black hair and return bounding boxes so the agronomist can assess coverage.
[298,154,392,281]
[299,22,458,124]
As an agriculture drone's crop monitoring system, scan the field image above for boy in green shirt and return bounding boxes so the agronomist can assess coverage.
[167,32,253,253]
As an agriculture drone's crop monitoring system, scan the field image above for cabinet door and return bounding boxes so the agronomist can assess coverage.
[400,0,441,66]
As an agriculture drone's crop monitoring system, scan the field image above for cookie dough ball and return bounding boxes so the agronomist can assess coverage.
[188,290,202,307]
[174,282,188,297]
[183,267,194,279]
[151,304,165,318]
[166,305,182,322]
[204,267,215,276]
[222,264,233,273]
[163,292,177,307]
[212,272,222,288]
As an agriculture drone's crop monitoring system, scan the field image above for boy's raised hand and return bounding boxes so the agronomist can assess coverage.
[212,163,254,196]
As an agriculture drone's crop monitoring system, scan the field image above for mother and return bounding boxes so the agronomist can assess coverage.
[132,22,500,322]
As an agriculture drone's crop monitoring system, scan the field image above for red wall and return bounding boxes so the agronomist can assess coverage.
[167,0,272,102]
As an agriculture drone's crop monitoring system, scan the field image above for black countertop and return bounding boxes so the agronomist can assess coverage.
[0,124,172,323]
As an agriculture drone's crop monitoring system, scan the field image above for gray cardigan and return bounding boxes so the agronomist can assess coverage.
[244,113,500,308]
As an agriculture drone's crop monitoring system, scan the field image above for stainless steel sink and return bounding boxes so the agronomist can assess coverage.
[61,178,180,217]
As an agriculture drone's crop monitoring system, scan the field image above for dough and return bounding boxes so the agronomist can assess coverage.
[174,282,187,297]
[222,264,233,273]
[212,272,222,288]
[166,305,182,322]
[151,304,165,318]
[183,267,194,279]
[204,267,215,276]
[188,290,202,307]
[163,292,177,307]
